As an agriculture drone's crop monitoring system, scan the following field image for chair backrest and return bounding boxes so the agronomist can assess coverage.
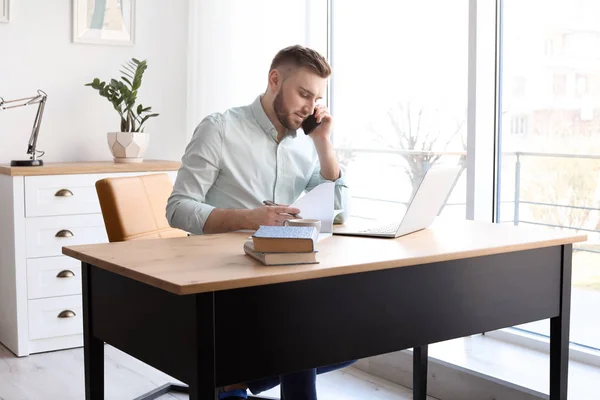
[95,173,187,242]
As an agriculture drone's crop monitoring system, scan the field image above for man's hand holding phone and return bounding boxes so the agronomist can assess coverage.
[302,104,333,141]
[302,103,340,181]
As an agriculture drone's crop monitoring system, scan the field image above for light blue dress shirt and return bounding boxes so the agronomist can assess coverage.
[166,95,348,234]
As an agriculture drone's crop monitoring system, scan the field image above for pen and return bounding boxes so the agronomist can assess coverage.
[262,200,299,218]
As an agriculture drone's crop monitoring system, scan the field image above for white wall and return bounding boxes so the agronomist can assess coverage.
[0,0,189,163]
[188,0,328,142]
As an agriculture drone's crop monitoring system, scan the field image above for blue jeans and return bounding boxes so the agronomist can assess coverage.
[246,360,356,400]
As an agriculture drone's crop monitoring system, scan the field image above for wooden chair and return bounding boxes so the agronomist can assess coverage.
[95,173,187,243]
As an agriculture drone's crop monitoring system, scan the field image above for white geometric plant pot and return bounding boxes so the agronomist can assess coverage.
[107,132,150,164]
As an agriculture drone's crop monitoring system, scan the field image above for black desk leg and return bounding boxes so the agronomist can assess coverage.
[190,292,218,400]
[550,244,572,400]
[413,345,428,400]
[82,262,104,399]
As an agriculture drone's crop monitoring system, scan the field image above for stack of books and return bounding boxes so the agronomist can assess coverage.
[243,225,320,266]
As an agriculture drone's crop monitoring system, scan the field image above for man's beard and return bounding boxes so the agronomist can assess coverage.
[273,90,302,131]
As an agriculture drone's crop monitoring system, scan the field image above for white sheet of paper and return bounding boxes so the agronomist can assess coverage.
[291,182,335,233]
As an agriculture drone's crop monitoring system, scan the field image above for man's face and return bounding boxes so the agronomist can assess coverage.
[273,67,327,131]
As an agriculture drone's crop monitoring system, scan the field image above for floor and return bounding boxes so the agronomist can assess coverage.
[0,343,439,400]
[429,334,600,399]
[516,287,600,350]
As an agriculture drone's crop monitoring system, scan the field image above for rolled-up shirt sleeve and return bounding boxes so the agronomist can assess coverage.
[166,115,223,234]
[305,163,349,223]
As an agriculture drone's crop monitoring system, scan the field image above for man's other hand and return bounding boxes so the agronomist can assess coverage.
[245,206,301,229]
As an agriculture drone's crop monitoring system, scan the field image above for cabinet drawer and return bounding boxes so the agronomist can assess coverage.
[27,257,82,299]
[25,174,105,217]
[24,171,178,217]
[26,214,107,258]
[28,295,83,340]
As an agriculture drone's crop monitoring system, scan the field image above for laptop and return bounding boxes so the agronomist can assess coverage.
[333,166,462,238]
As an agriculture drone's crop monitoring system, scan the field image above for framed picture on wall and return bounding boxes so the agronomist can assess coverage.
[1,0,9,23]
[72,0,136,45]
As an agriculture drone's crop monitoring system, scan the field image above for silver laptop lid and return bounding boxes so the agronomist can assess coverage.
[393,166,462,237]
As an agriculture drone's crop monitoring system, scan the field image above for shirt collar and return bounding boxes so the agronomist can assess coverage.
[250,95,297,141]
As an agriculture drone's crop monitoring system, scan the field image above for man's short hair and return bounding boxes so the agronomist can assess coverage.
[270,45,331,78]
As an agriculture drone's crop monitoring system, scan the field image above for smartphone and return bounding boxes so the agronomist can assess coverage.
[301,109,320,135]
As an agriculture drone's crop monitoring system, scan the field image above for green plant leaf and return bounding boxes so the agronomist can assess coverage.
[125,60,137,70]
[120,76,133,86]
[138,113,159,130]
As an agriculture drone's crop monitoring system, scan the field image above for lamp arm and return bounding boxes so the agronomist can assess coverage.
[0,89,48,161]
[27,93,47,160]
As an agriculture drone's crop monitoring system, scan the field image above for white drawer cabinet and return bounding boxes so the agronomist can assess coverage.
[0,161,180,356]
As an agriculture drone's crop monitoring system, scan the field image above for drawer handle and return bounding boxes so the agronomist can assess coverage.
[55,229,74,238]
[57,310,76,319]
[54,189,74,197]
[56,270,75,278]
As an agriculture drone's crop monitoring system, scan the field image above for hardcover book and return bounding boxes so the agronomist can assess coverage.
[243,241,318,266]
[251,225,319,253]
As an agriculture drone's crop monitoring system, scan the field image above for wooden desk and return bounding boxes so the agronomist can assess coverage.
[63,219,586,400]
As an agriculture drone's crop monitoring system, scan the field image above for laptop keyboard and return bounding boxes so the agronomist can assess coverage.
[360,222,401,234]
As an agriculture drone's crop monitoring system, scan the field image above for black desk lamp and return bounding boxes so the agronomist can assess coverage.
[0,89,47,166]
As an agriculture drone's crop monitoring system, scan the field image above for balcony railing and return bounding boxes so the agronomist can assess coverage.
[335,147,600,253]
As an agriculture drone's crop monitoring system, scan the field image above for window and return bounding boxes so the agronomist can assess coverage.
[327,0,600,371]
[330,0,468,221]
[513,77,527,97]
[545,35,566,57]
[576,73,590,97]
[498,0,600,351]
[544,38,555,56]
[510,115,529,135]
[553,73,567,96]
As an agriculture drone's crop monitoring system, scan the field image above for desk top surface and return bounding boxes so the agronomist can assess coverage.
[0,160,181,176]
[63,219,586,295]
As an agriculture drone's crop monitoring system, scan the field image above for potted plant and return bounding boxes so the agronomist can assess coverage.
[85,58,159,163]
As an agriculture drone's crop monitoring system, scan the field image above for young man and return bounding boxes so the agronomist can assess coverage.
[167,45,348,234]
[167,46,353,399]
